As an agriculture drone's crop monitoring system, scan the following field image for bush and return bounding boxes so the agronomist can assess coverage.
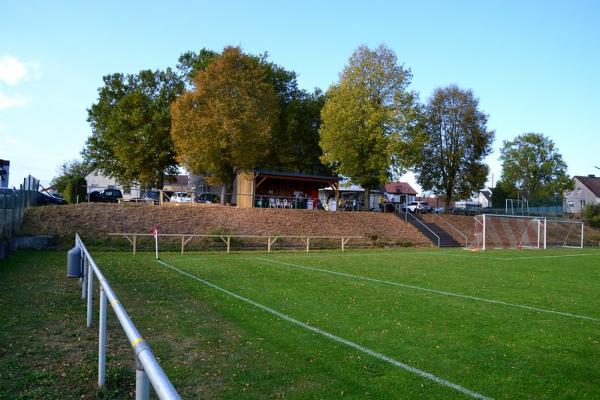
[582,204,600,228]
[63,177,87,204]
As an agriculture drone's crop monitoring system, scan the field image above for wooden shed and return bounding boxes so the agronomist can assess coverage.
[236,170,340,209]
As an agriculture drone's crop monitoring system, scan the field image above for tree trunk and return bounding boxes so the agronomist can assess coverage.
[363,188,370,211]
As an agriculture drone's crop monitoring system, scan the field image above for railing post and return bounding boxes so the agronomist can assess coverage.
[136,357,150,400]
[87,263,94,327]
[98,286,107,387]
[81,257,87,300]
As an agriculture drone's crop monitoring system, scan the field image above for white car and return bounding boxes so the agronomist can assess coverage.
[170,192,192,203]
[407,201,434,213]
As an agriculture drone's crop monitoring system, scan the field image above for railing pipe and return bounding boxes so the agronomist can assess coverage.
[75,234,180,400]
[426,211,469,247]
[136,358,150,400]
[98,287,107,386]
[402,211,441,247]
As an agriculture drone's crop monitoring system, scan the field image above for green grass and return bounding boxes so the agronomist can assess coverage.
[2,247,600,399]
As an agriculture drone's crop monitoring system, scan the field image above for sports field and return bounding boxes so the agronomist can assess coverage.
[87,246,600,399]
[3,247,599,399]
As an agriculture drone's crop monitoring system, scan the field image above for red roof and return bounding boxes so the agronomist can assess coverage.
[384,182,417,195]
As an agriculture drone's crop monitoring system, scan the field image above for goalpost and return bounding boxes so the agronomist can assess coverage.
[473,214,584,250]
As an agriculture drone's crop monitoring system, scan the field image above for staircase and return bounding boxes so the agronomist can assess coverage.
[397,212,462,247]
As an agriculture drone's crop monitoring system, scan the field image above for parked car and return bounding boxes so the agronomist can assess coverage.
[87,188,123,203]
[194,193,220,204]
[170,191,192,203]
[142,190,161,204]
[36,191,67,205]
[407,201,434,213]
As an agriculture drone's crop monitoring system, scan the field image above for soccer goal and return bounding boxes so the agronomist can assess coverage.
[473,214,584,250]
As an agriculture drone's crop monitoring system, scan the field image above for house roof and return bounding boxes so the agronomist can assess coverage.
[384,182,417,195]
[574,175,600,197]
[480,190,491,201]
[253,170,340,184]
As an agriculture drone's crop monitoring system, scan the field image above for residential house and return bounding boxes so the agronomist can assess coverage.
[0,159,9,188]
[564,175,600,214]
[383,182,417,205]
[85,170,142,201]
[319,181,382,211]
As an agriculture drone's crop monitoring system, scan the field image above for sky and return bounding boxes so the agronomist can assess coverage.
[1,0,599,193]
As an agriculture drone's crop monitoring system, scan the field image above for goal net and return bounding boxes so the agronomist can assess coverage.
[473,214,584,250]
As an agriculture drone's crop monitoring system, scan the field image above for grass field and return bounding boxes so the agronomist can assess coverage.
[2,247,600,399]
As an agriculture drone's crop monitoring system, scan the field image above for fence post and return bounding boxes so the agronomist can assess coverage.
[98,286,107,387]
[135,357,150,400]
[87,264,94,327]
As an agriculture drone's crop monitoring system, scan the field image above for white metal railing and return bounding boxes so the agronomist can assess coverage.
[400,211,441,247]
[75,234,181,400]
[424,211,469,247]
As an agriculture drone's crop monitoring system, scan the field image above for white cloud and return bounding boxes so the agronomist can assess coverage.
[0,55,40,86]
[0,91,28,109]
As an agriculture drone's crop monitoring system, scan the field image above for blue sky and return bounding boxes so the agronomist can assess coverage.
[1,0,599,192]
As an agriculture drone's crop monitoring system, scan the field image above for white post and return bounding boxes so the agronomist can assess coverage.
[543,218,547,249]
[98,287,107,387]
[537,219,541,249]
[81,257,87,300]
[482,214,486,251]
[87,264,94,327]
[136,357,150,400]
[154,234,159,260]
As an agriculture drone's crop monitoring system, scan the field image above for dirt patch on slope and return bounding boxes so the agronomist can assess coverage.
[21,203,430,247]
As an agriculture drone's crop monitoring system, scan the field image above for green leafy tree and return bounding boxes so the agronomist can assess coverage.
[63,176,87,204]
[51,160,92,194]
[583,204,600,228]
[320,44,419,209]
[177,48,219,88]
[170,46,279,202]
[499,133,571,202]
[178,48,329,175]
[84,69,184,189]
[413,85,494,210]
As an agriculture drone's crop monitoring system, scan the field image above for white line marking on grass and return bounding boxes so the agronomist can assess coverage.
[156,259,493,400]
[489,254,596,261]
[253,257,600,323]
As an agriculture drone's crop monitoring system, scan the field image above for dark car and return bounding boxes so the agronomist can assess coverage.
[100,188,123,203]
[36,192,67,205]
[194,193,220,204]
[87,188,123,203]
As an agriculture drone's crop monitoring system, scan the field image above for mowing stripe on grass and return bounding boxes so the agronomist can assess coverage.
[253,257,600,322]
[156,259,493,400]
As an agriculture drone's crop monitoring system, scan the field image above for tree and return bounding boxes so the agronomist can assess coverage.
[499,133,571,202]
[63,176,87,204]
[582,204,600,228]
[413,85,494,210]
[177,48,219,88]
[84,69,184,189]
[51,160,92,194]
[175,48,330,175]
[320,44,419,209]
[170,46,279,202]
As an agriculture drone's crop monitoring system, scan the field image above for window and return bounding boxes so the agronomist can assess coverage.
[123,186,131,195]
[568,202,574,208]
[580,200,586,207]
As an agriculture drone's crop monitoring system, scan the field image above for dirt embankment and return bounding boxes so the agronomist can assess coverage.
[21,203,431,247]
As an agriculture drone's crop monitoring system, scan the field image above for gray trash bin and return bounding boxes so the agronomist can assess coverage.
[67,246,82,278]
